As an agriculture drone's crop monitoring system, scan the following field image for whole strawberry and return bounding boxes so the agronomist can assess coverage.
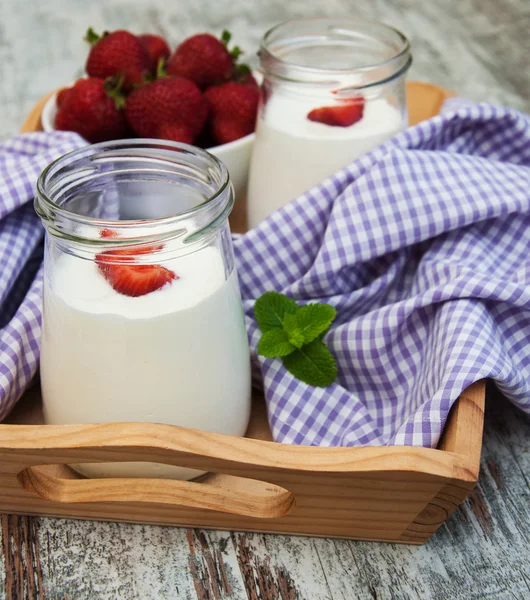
[54,77,128,143]
[125,76,208,142]
[85,28,151,90]
[166,32,234,89]
[204,82,259,145]
[139,34,170,73]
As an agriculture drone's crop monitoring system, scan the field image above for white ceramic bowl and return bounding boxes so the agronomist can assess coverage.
[41,91,255,205]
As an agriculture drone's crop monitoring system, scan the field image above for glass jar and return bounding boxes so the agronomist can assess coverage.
[247,17,412,227]
[35,140,252,480]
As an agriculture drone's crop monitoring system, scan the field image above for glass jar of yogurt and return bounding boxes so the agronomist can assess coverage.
[247,17,412,227]
[35,140,252,480]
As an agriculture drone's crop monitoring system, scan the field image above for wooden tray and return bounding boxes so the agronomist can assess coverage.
[3,81,485,545]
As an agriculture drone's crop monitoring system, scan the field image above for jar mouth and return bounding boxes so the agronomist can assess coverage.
[35,139,233,245]
[260,16,411,89]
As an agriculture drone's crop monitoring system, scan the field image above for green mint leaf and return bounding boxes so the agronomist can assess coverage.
[282,340,338,388]
[282,313,305,348]
[258,329,296,358]
[254,292,298,333]
[294,303,336,344]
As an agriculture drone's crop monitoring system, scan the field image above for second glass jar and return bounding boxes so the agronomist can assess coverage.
[247,17,412,227]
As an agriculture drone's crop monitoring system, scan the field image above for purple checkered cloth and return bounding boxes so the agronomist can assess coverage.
[1,102,530,449]
[0,132,86,417]
[235,100,530,447]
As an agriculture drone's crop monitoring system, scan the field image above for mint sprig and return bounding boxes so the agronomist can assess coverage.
[254,292,338,388]
[254,291,298,332]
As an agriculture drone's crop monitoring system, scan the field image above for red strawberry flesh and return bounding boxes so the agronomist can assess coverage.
[100,228,118,238]
[100,263,177,297]
[156,122,195,144]
[86,29,151,90]
[139,34,171,72]
[54,77,128,143]
[307,98,365,127]
[167,33,233,88]
[56,87,72,108]
[204,82,258,145]
[96,244,177,297]
[125,76,208,139]
[96,244,165,265]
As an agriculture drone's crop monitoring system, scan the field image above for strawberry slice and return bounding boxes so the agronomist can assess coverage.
[97,244,164,264]
[99,263,177,297]
[96,244,177,297]
[100,228,118,238]
[307,98,365,127]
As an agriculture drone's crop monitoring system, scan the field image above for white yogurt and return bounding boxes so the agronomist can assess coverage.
[247,94,404,227]
[40,246,252,480]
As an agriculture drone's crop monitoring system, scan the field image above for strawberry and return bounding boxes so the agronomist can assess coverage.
[157,122,195,144]
[125,76,208,140]
[307,98,365,127]
[97,244,164,263]
[54,77,128,143]
[204,82,258,145]
[139,34,170,72]
[96,244,176,297]
[85,28,151,90]
[100,263,177,297]
[56,87,72,108]
[166,32,233,88]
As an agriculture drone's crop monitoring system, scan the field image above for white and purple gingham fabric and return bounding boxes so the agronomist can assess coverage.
[235,99,530,448]
[0,132,86,418]
[1,102,530,449]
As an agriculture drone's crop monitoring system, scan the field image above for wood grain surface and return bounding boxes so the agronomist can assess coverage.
[0,382,483,544]
[1,0,530,598]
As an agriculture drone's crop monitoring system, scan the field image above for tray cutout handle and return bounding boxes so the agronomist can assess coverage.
[18,464,296,519]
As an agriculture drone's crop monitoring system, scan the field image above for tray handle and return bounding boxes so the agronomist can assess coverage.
[18,465,295,519]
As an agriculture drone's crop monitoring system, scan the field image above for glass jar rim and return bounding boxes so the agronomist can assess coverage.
[35,139,232,244]
[259,16,411,88]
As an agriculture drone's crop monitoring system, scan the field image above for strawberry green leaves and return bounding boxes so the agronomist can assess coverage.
[254,292,338,388]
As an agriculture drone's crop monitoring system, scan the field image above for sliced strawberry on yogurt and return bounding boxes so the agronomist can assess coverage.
[99,262,177,297]
[307,98,365,127]
[97,244,165,263]
[96,243,177,297]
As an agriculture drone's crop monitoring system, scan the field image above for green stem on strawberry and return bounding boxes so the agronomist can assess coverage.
[230,46,242,61]
[85,27,104,45]
[138,57,167,85]
[221,30,243,62]
[235,63,251,75]
[155,57,167,79]
[104,75,126,110]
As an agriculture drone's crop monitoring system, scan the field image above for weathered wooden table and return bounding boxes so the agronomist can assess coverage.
[1,0,529,598]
